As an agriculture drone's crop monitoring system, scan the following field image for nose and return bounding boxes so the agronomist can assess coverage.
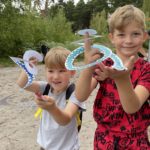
[125,35,132,43]
[53,72,59,79]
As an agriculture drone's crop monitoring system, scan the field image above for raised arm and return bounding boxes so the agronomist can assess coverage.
[75,34,100,101]
[16,70,40,93]
[16,58,40,94]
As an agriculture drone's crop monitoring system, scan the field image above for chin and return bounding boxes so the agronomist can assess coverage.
[121,49,137,56]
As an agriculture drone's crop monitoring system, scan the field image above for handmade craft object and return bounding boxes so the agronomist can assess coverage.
[65,44,126,71]
[66,29,126,71]
[77,29,97,35]
[71,35,102,45]
[10,50,43,88]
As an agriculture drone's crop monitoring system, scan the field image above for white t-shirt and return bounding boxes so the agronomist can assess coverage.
[37,81,86,150]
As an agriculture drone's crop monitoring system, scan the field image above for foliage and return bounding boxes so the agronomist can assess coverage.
[47,8,75,43]
[0,0,146,62]
[90,10,108,35]
[142,0,150,29]
[87,0,109,14]
[73,0,91,30]
[108,0,143,13]
[0,4,75,58]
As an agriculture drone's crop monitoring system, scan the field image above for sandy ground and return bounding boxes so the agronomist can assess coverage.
[0,65,97,150]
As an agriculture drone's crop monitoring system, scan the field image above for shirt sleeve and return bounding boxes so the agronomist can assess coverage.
[69,92,86,111]
[38,81,48,94]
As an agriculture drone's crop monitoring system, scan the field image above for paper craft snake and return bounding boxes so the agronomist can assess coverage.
[65,44,126,71]
[10,50,43,88]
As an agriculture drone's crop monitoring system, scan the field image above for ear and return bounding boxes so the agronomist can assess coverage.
[108,33,114,44]
[143,31,149,42]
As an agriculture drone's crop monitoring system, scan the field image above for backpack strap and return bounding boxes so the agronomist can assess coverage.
[66,83,75,100]
[43,83,75,98]
[66,83,82,132]
[34,84,50,118]
[43,84,50,95]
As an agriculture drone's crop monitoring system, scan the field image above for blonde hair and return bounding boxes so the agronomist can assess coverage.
[108,5,146,33]
[44,46,70,69]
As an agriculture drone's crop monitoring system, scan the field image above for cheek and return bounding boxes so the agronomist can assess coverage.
[114,40,122,47]
[112,37,123,45]
[63,74,71,81]
[134,38,143,45]
[46,73,52,80]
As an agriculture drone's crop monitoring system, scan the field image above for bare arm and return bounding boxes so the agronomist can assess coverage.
[75,69,97,101]
[115,74,149,114]
[35,95,79,125]
[75,33,100,101]
[16,58,41,93]
[16,70,40,93]
[50,101,79,125]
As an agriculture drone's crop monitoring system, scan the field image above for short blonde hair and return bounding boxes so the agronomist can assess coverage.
[108,5,146,33]
[44,46,70,69]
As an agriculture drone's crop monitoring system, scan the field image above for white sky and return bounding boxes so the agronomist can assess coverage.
[60,0,88,5]
[11,0,88,11]
[38,0,88,9]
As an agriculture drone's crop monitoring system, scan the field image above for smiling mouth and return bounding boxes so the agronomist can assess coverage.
[122,46,136,48]
[121,46,139,51]
[53,82,61,84]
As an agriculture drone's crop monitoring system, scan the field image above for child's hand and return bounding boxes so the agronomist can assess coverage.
[35,93,56,112]
[84,33,102,65]
[29,57,38,68]
[94,63,109,81]
[100,56,136,80]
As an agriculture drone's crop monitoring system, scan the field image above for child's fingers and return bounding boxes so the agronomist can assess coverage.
[40,95,49,101]
[34,98,43,106]
[84,32,92,52]
[34,97,47,107]
[95,63,108,74]
[35,92,42,99]
[97,63,106,72]
[94,64,109,81]
[125,55,136,71]
[29,56,37,61]
[29,57,38,67]
[35,95,56,110]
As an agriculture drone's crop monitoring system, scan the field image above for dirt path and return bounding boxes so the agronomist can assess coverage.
[0,65,96,150]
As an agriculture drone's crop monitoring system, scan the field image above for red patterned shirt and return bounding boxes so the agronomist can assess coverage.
[93,58,150,150]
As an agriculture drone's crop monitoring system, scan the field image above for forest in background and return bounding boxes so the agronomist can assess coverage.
[0,0,150,59]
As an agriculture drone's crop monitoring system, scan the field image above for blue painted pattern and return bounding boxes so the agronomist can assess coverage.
[65,44,126,70]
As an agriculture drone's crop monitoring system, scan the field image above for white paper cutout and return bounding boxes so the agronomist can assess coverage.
[77,29,97,35]
[10,50,43,88]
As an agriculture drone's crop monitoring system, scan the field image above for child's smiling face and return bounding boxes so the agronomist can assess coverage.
[46,67,75,94]
[109,21,147,59]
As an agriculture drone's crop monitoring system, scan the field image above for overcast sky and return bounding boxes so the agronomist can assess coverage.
[36,0,88,9]
[63,0,87,5]
[41,0,88,7]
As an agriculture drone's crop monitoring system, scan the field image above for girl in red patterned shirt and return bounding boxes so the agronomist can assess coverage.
[75,5,150,150]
